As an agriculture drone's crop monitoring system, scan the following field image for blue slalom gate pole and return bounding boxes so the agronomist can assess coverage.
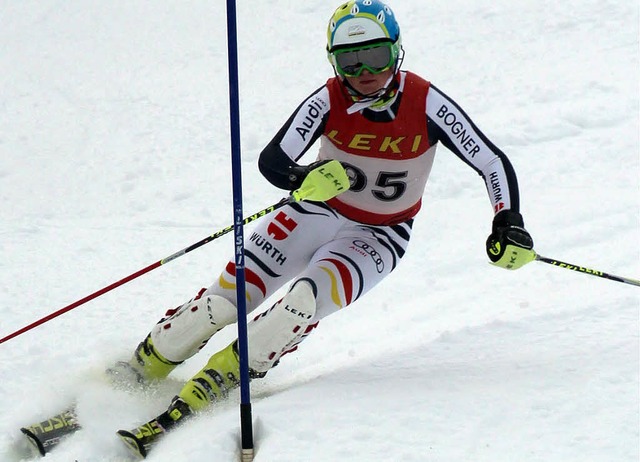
[225,1,254,461]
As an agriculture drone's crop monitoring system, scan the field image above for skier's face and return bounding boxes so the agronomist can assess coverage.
[344,68,394,95]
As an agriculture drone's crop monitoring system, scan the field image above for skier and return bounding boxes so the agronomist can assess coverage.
[113,0,535,457]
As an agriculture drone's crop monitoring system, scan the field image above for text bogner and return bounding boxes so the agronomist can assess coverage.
[436,103,481,158]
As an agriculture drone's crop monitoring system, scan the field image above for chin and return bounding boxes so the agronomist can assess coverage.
[355,83,381,92]
[361,86,384,95]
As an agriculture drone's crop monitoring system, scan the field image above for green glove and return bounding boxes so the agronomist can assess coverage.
[291,160,350,202]
[486,210,535,270]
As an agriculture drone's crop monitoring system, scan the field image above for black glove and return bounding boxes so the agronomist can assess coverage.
[287,159,333,190]
[486,210,534,269]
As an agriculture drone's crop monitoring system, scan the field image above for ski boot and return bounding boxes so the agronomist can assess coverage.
[105,334,182,391]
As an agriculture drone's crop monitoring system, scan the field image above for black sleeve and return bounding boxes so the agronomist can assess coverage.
[257,113,305,190]
[258,86,329,191]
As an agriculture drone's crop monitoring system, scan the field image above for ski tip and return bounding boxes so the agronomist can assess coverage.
[116,429,147,460]
[20,427,46,457]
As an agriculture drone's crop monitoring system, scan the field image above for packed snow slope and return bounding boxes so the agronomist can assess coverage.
[1,1,638,461]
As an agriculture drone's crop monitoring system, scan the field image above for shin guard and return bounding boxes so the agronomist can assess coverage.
[175,282,317,412]
[150,293,237,363]
[247,280,317,373]
[112,293,237,385]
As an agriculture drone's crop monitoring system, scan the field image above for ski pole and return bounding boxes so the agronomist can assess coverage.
[0,196,294,346]
[535,253,640,287]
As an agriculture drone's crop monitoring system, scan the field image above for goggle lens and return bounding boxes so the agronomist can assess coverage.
[334,44,394,77]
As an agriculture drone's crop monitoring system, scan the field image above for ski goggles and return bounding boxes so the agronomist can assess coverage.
[332,42,395,77]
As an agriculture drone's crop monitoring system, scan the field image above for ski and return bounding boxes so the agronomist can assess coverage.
[20,407,81,456]
[116,424,162,460]
[116,396,192,459]
[17,350,191,458]
[16,360,151,457]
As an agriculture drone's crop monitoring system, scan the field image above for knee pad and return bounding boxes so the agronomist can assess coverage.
[150,294,237,363]
[247,280,316,373]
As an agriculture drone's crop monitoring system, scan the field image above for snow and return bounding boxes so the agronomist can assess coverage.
[1,0,638,461]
